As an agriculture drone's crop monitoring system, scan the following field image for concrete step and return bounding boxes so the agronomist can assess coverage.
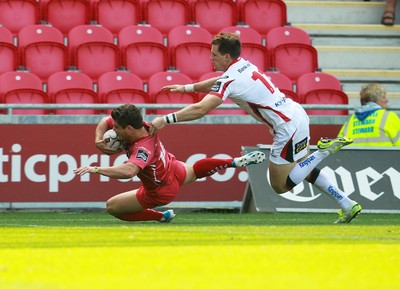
[324,68,400,81]
[321,69,400,102]
[293,24,400,46]
[345,91,400,106]
[315,45,400,70]
[285,0,400,25]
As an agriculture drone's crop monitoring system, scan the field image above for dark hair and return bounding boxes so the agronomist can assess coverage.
[211,32,241,59]
[111,104,143,129]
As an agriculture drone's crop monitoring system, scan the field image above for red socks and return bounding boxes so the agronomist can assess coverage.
[117,209,163,221]
[193,158,234,178]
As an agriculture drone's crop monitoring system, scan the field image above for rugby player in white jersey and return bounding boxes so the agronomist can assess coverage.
[150,32,361,223]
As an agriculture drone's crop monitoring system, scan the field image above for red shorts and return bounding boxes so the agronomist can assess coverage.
[136,160,187,208]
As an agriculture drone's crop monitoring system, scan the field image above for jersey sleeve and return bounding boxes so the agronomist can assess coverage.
[209,77,235,101]
[127,145,152,169]
[105,116,114,129]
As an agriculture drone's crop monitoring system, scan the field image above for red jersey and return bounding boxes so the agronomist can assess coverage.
[106,116,176,191]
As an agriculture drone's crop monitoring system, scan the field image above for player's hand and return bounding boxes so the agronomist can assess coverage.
[95,139,121,155]
[149,116,166,135]
[74,166,93,176]
[161,84,185,92]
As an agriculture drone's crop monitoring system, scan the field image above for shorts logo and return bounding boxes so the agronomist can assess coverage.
[295,137,307,154]
[136,148,149,162]
[270,149,277,158]
[210,81,222,92]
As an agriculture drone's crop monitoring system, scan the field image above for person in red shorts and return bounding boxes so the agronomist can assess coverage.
[74,104,265,223]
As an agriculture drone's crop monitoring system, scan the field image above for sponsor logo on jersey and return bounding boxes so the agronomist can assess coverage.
[274,96,287,108]
[270,149,277,158]
[295,137,308,154]
[211,81,222,92]
[237,63,250,73]
[136,148,149,162]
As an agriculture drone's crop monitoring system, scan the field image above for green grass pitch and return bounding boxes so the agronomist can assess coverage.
[0,211,399,289]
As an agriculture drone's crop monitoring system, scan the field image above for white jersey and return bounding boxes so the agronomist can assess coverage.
[210,57,307,132]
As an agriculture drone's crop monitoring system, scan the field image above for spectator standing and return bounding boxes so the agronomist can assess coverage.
[338,83,400,146]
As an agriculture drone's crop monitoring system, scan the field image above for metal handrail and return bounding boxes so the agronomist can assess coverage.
[1,103,399,112]
[1,104,399,125]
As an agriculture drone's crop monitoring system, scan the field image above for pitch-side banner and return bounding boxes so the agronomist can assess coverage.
[0,123,344,208]
[0,124,274,206]
[242,146,400,213]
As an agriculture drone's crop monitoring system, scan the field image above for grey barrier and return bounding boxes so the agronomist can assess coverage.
[1,103,399,211]
[241,145,400,213]
[1,103,399,125]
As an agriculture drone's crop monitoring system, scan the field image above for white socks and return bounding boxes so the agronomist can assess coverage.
[288,150,352,209]
[288,151,329,184]
[313,171,352,209]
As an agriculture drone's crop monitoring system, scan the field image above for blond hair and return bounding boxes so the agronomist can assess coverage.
[360,83,386,105]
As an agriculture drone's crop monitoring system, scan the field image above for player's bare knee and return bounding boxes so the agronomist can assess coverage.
[106,199,118,216]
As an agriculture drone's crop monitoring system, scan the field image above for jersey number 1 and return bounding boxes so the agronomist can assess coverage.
[251,70,275,94]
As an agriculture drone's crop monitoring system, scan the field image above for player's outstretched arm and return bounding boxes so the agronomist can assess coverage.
[149,94,222,135]
[74,162,139,179]
[161,77,219,94]
[161,84,185,92]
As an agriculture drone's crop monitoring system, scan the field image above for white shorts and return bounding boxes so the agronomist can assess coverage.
[269,110,310,165]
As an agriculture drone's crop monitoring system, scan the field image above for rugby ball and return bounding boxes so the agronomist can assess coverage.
[103,129,123,150]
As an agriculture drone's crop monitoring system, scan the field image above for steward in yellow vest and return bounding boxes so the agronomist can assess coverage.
[338,84,400,146]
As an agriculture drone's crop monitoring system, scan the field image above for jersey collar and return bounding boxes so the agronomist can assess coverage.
[225,57,241,71]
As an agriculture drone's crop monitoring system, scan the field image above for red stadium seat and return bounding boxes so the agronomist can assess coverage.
[47,71,99,114]
[219,26,269,71]
[266,26,311,51]
[168,25,213,81]
[271,43,318,85]
[68,25,121,81]
[118,25,168,83]
[192,0,238,35]
[0,71,49,115]
[43,0,91,36]
[0,26,18,75]
[18,25,68,82]
[168,25,212,57]
[148,71,197,114]
[0,0,40,36]
[297,72,343,99]
[266,26,317,84]
[240,0,287,39]
[263,71,299,102]
[297,72,348,115]
[97,71,150,114]
[94,0,142,36]
[220,25,262,44]
[144,0,190,37]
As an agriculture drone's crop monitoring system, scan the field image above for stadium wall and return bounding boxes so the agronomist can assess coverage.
[0,107,398,212]
[0,115,343,211]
